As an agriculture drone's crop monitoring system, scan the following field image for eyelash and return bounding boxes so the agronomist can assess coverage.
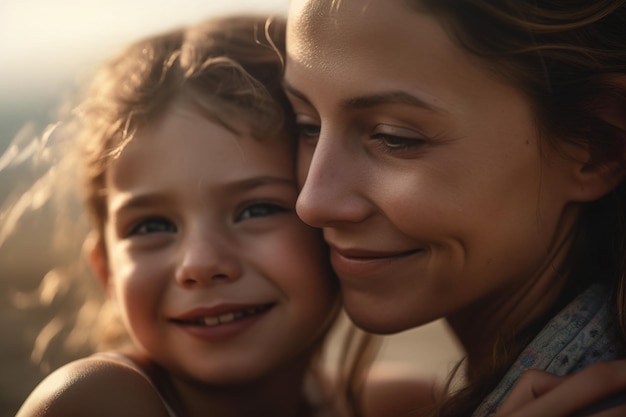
[295,123,321,144]
[127,217,177,237]
[235,202,289,222]
[296,124,427,154]
[370,132,427,153]
[293,103,431,157]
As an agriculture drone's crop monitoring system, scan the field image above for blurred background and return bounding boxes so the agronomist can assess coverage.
[0,1,462,415]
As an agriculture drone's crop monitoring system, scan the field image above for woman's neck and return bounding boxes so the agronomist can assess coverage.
[448,276,565,378]
[447,205,581,376]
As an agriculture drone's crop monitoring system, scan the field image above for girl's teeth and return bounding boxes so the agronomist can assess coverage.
[204,316,219,326]
[219,312,235,324]
[202,311,244,326]
[198,305,269,327]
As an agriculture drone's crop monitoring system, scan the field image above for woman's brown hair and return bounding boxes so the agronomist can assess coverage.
[406,1,626,415]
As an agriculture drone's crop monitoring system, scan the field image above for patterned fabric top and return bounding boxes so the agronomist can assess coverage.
[472,284,625,417]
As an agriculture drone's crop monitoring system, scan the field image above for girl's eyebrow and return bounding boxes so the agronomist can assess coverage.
[282,81,447,114]
[232,176,295,191]
[110,176,295,212]
[109,193,169,214]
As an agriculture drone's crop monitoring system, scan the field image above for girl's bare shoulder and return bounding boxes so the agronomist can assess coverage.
[15,355,171,417]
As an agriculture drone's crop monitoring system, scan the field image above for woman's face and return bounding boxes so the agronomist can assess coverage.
[284,0,580,336]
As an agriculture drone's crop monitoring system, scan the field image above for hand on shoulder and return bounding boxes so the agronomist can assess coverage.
[15,355,171,417]
[495,361,626,417]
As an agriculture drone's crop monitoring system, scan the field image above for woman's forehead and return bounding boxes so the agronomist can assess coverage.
[286,0,445,64]
[284,0,497,116]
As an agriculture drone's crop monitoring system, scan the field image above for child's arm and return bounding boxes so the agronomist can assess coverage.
[15,356,171,417]
[360,363,437,417]
[494,362,626,417]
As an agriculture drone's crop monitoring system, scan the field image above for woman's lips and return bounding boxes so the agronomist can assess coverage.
[331,247,420,259]
[329,246,423,277]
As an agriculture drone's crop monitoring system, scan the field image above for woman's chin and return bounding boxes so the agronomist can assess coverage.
[342,292,423,335]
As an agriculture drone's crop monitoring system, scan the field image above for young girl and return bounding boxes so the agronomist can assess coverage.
[284,0,626,416]
[14,14,406,417]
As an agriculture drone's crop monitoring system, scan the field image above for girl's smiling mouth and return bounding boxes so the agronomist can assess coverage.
[171,303,275,328]
[170,303,276,343]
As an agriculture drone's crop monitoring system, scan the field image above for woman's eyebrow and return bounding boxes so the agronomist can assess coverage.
[283,81,447,114]
[282,81,312,105]
[343,91,447,114]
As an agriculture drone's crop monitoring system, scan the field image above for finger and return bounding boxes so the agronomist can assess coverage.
[571,394,626,417]
[496,370,566,416]
[495,362,626,417]
[572,404,626,417]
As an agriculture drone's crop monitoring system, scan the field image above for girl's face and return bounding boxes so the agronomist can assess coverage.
[93,102,336,385]
[285,0,583,337]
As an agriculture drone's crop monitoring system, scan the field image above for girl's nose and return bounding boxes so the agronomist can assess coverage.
[175,238,242,287]
[296,129,372,228]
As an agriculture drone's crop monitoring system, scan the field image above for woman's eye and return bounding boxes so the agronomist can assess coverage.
[127,218,177,236]
[296,123,321,143]
[374,134,420,150]
[236,203,288,222]
[293,114,321,144]
[370,125,427,152]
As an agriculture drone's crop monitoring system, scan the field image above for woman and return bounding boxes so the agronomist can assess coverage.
[283,0,626,415]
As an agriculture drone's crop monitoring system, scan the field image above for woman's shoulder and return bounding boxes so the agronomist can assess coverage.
[15,354,171,417]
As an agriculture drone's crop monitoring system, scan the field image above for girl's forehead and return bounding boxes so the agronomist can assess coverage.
[106,107,295,190]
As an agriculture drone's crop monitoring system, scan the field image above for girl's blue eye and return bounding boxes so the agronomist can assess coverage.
[128,218,177,236]
[236,203,288,221]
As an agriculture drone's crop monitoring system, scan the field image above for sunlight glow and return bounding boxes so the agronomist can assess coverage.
[0,0,288,96]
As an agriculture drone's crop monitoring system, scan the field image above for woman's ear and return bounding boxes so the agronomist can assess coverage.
[568,151,626,203]
[83,231,109,288]
[565,76,626,202]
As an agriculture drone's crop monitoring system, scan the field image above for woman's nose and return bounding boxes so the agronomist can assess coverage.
[175,237,242,287]
[296,129,372,227]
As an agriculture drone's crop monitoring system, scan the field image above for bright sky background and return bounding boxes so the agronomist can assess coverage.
[0,0,289,101]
